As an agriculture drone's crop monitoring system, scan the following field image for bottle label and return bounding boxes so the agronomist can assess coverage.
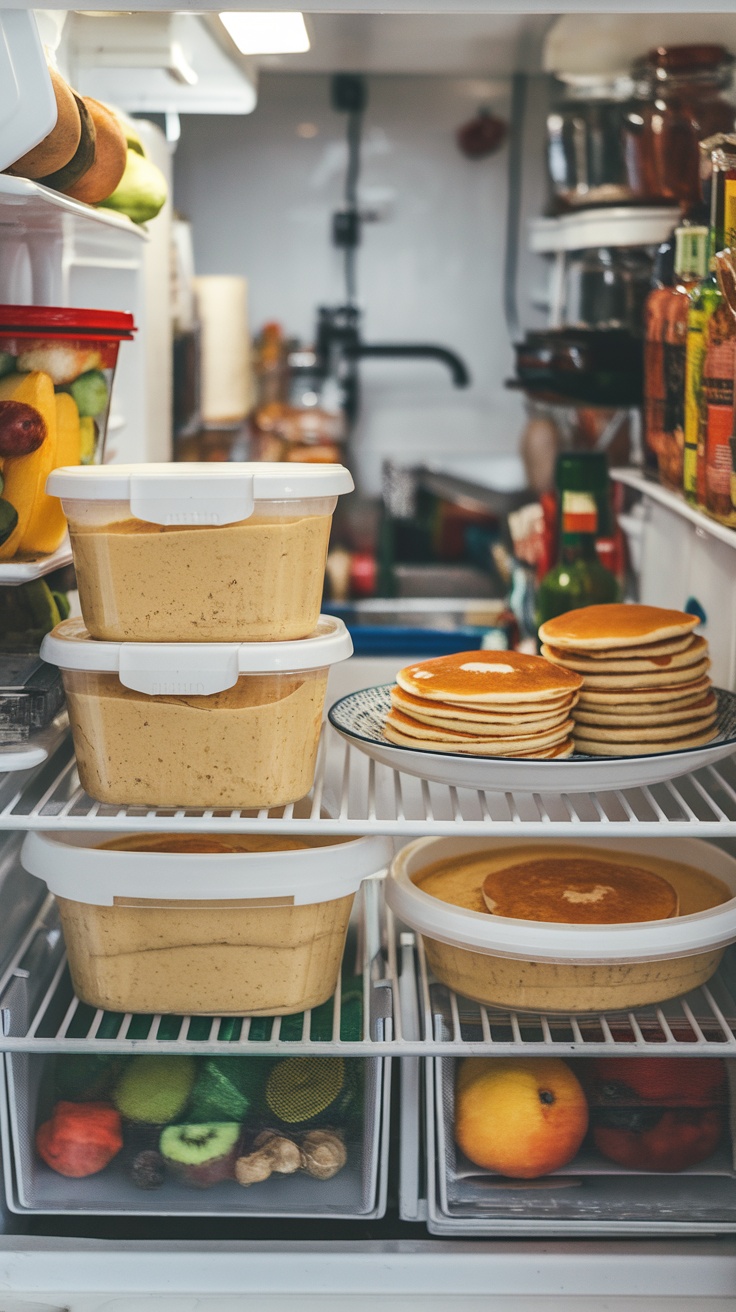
[561,491,598,535]
[684,307,706,496]
[702,304,736,518]
[726,179,736,251]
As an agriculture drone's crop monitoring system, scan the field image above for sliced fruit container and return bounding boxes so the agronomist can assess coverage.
[0,306,135,561]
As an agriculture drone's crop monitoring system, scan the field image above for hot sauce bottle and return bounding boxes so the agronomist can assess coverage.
[645,226,708,488]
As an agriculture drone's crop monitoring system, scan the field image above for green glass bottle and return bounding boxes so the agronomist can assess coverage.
[535,451,619,631]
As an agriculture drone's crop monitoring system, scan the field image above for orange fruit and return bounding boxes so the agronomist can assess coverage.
[454,1057,588,1178]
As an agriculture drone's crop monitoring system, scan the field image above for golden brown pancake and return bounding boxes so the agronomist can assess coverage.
[395,649,582,705]
[481,856,679,924]
[390,685,575,725]
[574,693,717,728]
[390,687,572,735]
[575,658,710,689]
[564,633,696,660]
[542,634,706,674]
[577,677,712,706]
[573,723,719,755]
[571,711,717,743]
[385,706,574,749]
[538,604,699,651]
[383,719,574,757]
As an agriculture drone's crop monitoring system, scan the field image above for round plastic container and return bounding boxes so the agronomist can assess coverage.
[21,830,392,1015]
[46,462,354,642]
[387,837,736,1012]
[41,615,353,809]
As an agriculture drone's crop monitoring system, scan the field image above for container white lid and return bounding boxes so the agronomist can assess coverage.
[46,462,354,526]
[41,616,353,696]
[387,836,736,964]
[22,830,393,907]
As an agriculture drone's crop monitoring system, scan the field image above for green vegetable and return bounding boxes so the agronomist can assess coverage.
[0,351,16,378]
[0,498,18,546]
[66,370,108,419]
[98,148,167,225]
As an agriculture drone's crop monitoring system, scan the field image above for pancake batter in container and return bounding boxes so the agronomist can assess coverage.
[46,462,354,642]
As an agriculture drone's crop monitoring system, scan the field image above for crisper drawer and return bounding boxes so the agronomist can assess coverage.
[0,1049,390,1218]
[424,1055,736,1237]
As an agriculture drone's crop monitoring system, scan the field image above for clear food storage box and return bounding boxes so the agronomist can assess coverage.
[386,837,736,1012]
[0,307,135,561]
[20,830,392,1015]
[40,615,352,809]
[423,1054,736,1236]
[1,1046,390,1219]
[46,462,354,642]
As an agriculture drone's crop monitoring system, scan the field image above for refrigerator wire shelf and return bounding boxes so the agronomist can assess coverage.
[394,917,736,1057]
[0,882,394,1057]
[2,726,736,836]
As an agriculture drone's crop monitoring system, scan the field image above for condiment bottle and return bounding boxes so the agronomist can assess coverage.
[535,451,619,632]
[683,135,736,509]
[657,226,709,490]
[643,236,677,471]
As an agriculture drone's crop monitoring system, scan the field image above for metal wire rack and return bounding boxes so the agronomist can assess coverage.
[2,727,736,837]
[404,925,736,1057]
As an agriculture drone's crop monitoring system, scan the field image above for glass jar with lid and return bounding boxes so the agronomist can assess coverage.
[627,45,736,209]
[547,75,647,210]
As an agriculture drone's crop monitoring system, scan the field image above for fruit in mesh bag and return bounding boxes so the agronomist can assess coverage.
[36,1101,123,1177]
[454,1057,589,1178]
[587,1057,728,1172]
[112,1055,196,1126]
[264,1055,361,1128]
[159,1122,242,1189]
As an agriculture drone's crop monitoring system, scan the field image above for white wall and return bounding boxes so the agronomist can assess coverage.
[174,72,550,494]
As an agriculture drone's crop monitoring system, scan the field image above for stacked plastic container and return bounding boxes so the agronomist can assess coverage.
[4,461,393,1220]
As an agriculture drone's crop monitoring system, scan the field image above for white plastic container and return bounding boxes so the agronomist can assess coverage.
[41,615,352,809]
[387,836,736,1012]
[21,829,392,1015]
[46,462,354,642]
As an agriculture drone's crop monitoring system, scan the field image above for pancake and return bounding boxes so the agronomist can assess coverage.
[389,688,571,735]
[390,685,576,726]
[541,635,707,674]
[574,658,710,689]
[395,649,583,705]
[383,719,574,757]
[480,856,679,924]
[573,723,719,755]
[567,633,697,660]
[574,693,717,728]
[538,604,699,651]
[384,707,574,750]
[576,677,712,707]
[570,711,717,743]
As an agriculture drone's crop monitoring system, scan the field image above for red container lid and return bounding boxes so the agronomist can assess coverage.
[0,306,136,340]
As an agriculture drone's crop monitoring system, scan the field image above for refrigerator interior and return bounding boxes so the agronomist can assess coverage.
[3,1,736,1305]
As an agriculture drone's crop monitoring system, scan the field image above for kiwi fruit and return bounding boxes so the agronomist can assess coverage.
[6,67,81,180]
[63,98,127,205]
[38,93,96,194]
[159,1122,242,1189]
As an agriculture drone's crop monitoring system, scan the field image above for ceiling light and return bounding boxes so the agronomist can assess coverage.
[219,12,310,55]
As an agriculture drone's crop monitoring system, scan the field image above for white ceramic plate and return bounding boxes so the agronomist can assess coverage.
[328,685,736,794]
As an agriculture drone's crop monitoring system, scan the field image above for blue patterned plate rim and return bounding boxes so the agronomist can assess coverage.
[327,684,736,765]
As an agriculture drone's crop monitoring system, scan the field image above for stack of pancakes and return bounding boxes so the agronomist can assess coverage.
[384,650,583,758]
[538,603,718,757]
